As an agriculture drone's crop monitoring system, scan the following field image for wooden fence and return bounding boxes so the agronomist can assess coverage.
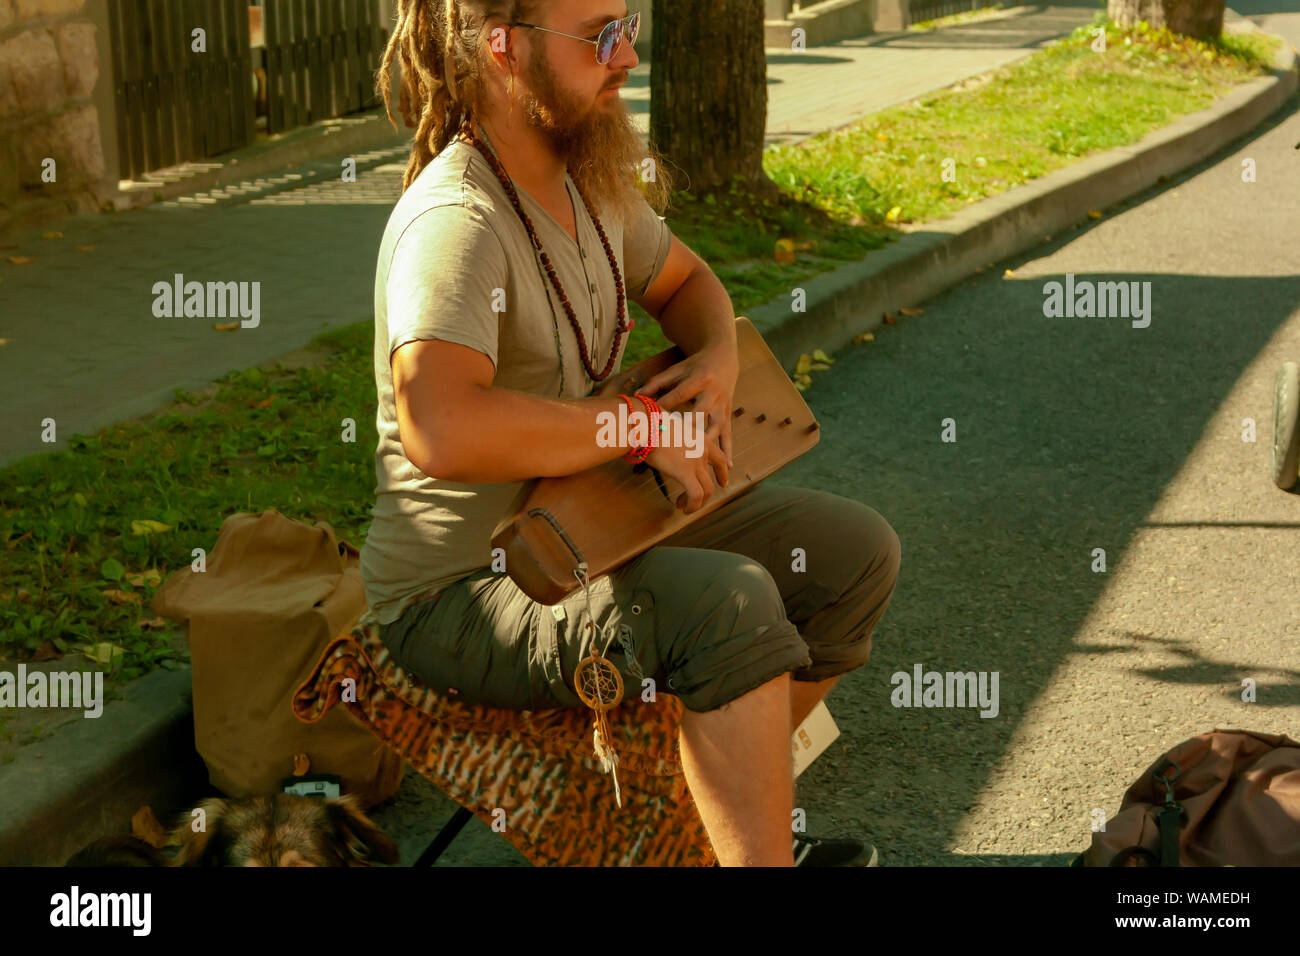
[108,1,391,181]
[108,0,255,181]
[261,0,389,135]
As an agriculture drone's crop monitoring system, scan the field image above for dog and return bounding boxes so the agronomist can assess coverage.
[65,792,400,867]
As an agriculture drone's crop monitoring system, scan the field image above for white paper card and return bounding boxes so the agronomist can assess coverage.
[790,700,839,779]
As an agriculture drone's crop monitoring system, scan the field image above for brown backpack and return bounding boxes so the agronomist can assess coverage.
[151,510,404,808]
[1075,728,1300,866]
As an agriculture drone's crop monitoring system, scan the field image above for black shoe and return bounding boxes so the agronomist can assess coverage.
[793,833,879,867]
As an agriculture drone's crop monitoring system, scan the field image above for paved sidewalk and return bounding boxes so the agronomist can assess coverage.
[629,2,1100,145]
[0,2,1096,469]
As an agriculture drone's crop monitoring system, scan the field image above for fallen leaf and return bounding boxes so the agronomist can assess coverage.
[76,245,95,252]
[774,238,796,265]
[7,256,35,265]
[101,589,142,605]
[795,373,812,386]
[249,396,273,409]
[1087,210,1102,219]
[794,353,812,376]
[883,312,897,324]
[1003,268,1016,278]
[809,362,832,371]
[853,332,875,344]
[899,307,924,316]
[811,348,834,364]
[876,132,889,141]
[293,752,311,776]
[41,230,63,239]
[212,322,240,331]
[794,381,809,391]
[125,568,163,587]
[131,519,173,535]
[0,339,8,347]
[31,640,61,662]
[885,206,903,223]
[137,616,168,630]
[132,806,169,848]
[796,240,814,251]
[81,641,127,663]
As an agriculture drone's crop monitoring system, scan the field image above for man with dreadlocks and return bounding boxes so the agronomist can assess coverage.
[361,0,901,867]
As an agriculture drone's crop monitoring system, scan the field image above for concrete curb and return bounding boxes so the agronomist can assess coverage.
[750,27,1299,372]
[3,24,1294,868]
[0,666,207,866]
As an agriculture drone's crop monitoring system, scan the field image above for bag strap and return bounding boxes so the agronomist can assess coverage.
[1106,757,1186,867]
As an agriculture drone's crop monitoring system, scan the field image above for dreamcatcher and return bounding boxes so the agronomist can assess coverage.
[570,561,646,809]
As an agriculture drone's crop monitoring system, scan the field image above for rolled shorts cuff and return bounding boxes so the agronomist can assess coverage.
[671,619,813,714]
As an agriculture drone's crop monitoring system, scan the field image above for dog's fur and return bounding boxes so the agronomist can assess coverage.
[65,793,400,867]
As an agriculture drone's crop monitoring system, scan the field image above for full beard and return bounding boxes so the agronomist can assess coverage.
[517,44,662,224]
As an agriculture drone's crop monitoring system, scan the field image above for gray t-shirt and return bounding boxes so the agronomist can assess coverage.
[360,137,672,626]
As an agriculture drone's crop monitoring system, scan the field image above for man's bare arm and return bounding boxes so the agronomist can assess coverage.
[392,338,631,484]
[634,233,736,358]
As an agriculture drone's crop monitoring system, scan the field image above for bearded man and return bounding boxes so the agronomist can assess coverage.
[363,0,901,867]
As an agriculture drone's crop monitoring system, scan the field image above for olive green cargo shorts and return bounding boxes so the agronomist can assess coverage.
[378,483,902,713]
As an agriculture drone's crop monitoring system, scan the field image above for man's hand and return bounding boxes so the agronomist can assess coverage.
[638,344,739,470]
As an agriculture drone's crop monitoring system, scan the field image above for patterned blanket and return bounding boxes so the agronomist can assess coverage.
[291,622,717,867]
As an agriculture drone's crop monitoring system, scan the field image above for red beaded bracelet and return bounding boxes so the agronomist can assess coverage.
[620,392,661,463]
[635,392,662,444]
[619,394,648,463]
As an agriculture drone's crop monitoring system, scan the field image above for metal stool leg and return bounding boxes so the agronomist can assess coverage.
[413,806,475,866]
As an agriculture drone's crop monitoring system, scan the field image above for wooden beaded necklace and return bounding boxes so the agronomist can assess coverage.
[460,120,634,385]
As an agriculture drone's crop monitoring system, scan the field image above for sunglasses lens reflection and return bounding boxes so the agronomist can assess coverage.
[597,23,619,63]
[596,14,637,64]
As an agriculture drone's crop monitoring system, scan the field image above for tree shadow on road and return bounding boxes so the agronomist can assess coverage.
[777,257,1300,863]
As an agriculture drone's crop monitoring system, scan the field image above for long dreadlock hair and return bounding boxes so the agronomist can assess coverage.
[375,0,536,194]
[377,0,675,218]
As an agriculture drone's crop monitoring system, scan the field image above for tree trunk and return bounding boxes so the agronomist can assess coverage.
[649,0,773,196]
[1106,0,1226,41]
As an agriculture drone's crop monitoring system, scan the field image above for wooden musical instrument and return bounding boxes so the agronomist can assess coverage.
[490,316,821,604]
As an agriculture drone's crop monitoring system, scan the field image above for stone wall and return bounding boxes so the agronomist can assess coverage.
[0,0,113,233]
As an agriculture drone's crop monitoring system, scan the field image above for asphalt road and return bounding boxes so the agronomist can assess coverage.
[769,3,1300,865]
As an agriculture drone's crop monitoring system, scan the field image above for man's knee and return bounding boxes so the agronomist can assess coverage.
[661,553,811,711]
[714,554,790,626]
[790,502,900,680]
[870,508,902,590]
[830,496,900,581]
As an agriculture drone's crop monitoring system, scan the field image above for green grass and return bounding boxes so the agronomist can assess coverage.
[622,185,892,366]
[0,16,1281,685]
[908,2,1006,32]
[765,16,1280,227]
[0,343,377,688]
